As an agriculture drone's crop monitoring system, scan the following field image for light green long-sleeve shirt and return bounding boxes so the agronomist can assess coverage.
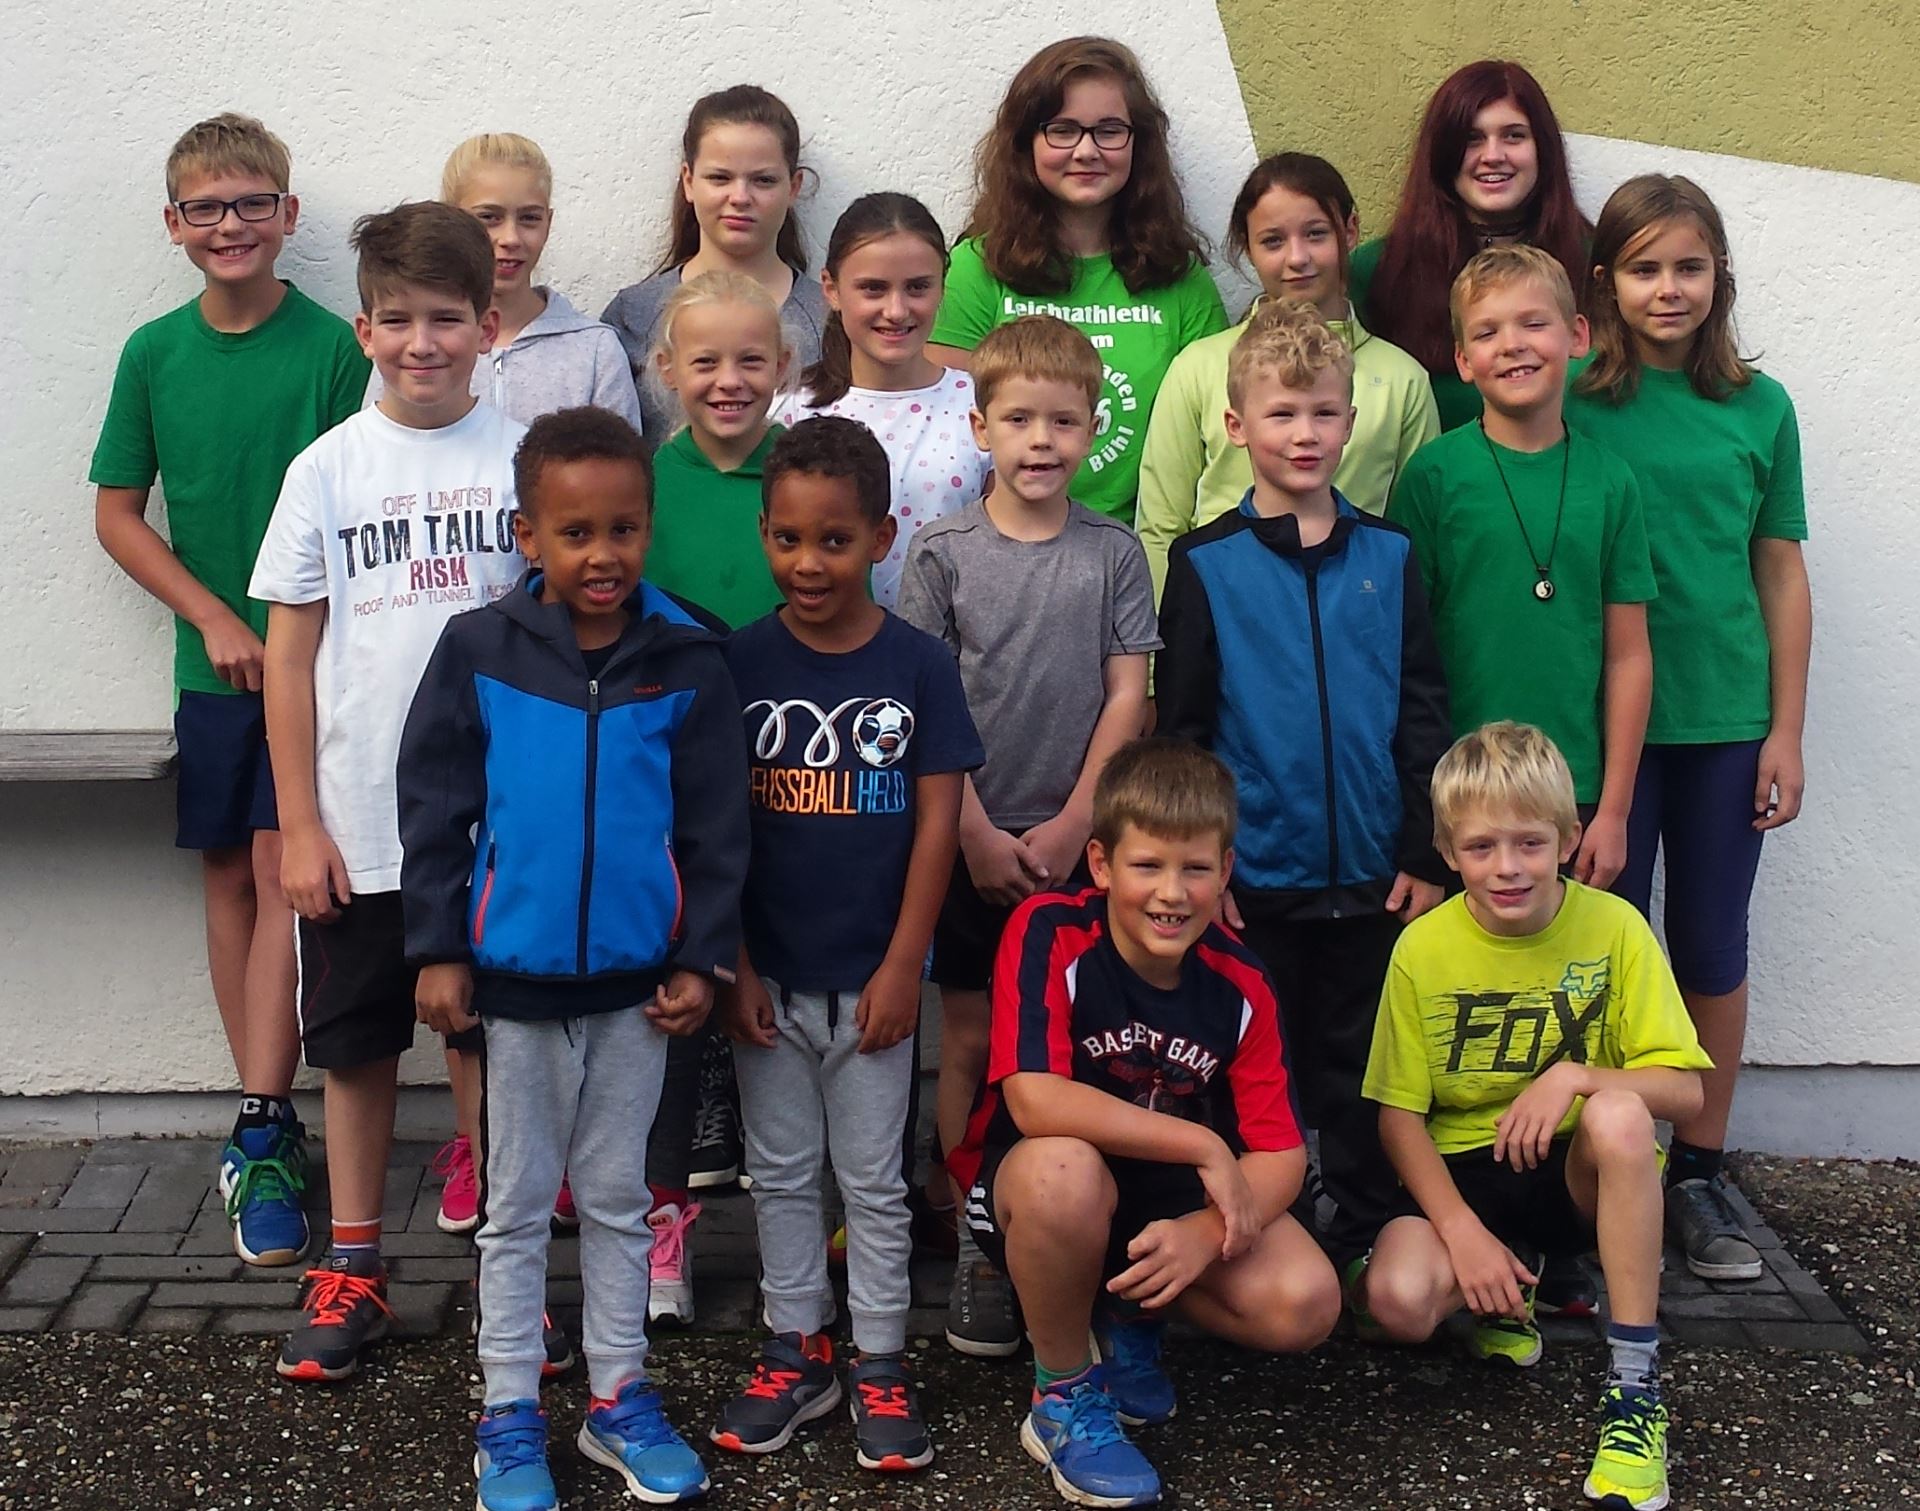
[1135,303,1440,601]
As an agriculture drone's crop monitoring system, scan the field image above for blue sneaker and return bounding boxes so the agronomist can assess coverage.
[578,1378,711,1504]
[1021,1365,1161,1507]
[222,1121,309,1267]
[1092,1314,1175,1427]
[474,1400,557,1511]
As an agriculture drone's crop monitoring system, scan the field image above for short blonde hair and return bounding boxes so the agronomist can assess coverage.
[165,113,290,200]
[1226,298,1354,410]
[1449,244,1578,344]
[1431,721,1579,850]
[651,270,791,432]
[1092,738,1237,853]
[441,133,552,203]
[971,315,1102,413]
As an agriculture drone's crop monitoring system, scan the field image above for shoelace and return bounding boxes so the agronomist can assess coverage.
[962,1261,1012,1315]
[478,1408,548,1470]
[744,1362,804,1400]
[299,1269,393,1328]
[649,1202,701,1275]
[1060,1379,1131,1450]
[1685,1181,1747,1240]
[691,1098,733,1149]
[432,1138,478,1199]
[856,1380,911,1420]
[1597,1389,1665,1459]
[224,1155,302,1220]
[594,1383,679,1448]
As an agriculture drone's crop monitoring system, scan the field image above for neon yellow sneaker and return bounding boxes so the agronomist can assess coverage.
[1339,1255,1387,1344]
[1467,1281,1542,1367]
[1584,1384,1670,1509]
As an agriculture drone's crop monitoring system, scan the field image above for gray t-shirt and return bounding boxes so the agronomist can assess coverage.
[600,266,829,445]
[897,500,1161,828]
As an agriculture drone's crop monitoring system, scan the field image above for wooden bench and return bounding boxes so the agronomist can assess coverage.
[0,730,177,781]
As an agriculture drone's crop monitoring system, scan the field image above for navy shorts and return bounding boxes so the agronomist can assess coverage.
[1613,741,1767,996]
[930,835,1093,991]
[1385,1138,1594,1261]
[173,690,277,850]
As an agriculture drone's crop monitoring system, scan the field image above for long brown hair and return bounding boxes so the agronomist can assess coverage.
[654,85,809,276]
[802,193,949,408]
[1226,153,1358,301]
[963,36,1206,296]
[1577,174,1751,404]
[1367,60,1590,372]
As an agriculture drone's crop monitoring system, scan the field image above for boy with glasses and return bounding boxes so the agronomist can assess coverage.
[92,113,368,1270]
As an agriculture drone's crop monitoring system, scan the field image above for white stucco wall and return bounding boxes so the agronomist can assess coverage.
[3,0,1915,1098]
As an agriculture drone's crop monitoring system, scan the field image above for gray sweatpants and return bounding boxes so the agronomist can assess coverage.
[733,978,914,1355]
[478,1006,666,1403]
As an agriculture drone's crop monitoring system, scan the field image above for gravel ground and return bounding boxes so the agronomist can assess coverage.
[1,1155,1914,1511]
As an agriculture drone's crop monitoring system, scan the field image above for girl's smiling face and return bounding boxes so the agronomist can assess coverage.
[657,298,789,446]
[1607,217,1718,370]
[824,232,945,385]
[1454,96,1540,222]
[1032,73,1134,214]
[455,164,551,298]
[1243,183,1356,318]
[680,122,799,262]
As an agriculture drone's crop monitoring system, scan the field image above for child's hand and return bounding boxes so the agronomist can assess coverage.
[1438,1214,1537,1319]
[855,958,921,1055]
[722,972,777,1050]
[962,825,1045,907]
[1386,871,1445,923]
[281,823,351,922]
[199,609,267,693]
[1019,813,1087,892]
[1219,886,1245,932]
[1753,730,1805,831]
[1196,1143,1261,1259]
[1106,1213,1217,1310]
[1492,1061,1584,1170]
[648,970,713,1037]
[1572,810,1627,889]
[415,963,477,1036]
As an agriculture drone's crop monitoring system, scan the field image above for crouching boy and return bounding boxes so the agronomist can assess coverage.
[949,737,1340,1510]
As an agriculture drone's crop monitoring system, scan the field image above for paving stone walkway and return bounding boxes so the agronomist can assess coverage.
[0,1137,1869,1353]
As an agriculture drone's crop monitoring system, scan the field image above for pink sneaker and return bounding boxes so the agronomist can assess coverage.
[553,1173,578,1229]
[432,1136,480,1234]
[646,1200,700,1327]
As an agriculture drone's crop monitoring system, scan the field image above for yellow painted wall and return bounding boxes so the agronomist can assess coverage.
[1218,0,1920,229]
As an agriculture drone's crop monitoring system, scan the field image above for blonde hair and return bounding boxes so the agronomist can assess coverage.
[650,270,791,432]
[1431,721,1579,850]
[1226,299,1354,410]
[441,133,552,203]
[165,112,290,200]
[1449,243,1578,344]
[1092,738,1237,852]
[970,314,1102,413]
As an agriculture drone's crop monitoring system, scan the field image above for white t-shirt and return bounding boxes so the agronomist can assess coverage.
[249,402,526,891]
[774,367,991,608]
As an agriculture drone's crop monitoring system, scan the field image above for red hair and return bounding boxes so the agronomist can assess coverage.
[1365,60,1590,372]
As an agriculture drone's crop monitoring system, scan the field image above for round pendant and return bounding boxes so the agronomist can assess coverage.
[1534,577,1556,602]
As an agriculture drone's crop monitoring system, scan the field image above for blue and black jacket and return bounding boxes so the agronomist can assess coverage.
[1158,493,1451,919]
[398,570,750,1020]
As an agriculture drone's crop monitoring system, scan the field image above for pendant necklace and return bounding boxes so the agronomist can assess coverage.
[1480,421,1568,601]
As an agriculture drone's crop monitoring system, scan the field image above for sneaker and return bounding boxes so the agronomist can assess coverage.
[433,1136,482,1234]
[1339,1255,1387,1345]
[1665,1178,1763,1281]
[1467,1281,1543,1368]
[222,1121,310,1267]
[710,1333,843,1454]
[1091,1314,1174,1428]
[277,1249,393,1381]
[552,1175,578,1230]
[578,1377,711,1503]
[946,1258,1022,1358]
[687,1090,741,1191]
[1539,1252,1599,1318]
[647,1201,700,1328]
[541,1312,575,1378]
[474,1399,557,1511]
[1583,1384,1671,1509]
[1020,1366,1160,1508]
[848,1353,933,1471]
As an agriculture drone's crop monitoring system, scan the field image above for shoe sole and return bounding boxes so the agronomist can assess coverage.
[1019,1417,1160,1507]
[1683,1254,1764,1281]
[472,1454,559,1511]
[1582,1473,1668,1509]
[687,1167,740,1190]
[438,1209,482,1235]
[649,1307,695,1330]
[710,1378,844,1455]
[233,1231,307,1267]
[945,1328,1022,1359]
[576,1424,711,1502]
[277,1319,388,1382]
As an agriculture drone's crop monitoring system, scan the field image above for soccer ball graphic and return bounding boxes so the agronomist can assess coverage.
[851,698,914,769]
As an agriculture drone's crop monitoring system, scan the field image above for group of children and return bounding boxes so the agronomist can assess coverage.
[91,35,1810,1511]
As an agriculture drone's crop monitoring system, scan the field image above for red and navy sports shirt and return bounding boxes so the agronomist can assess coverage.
[948,888,1300,1192]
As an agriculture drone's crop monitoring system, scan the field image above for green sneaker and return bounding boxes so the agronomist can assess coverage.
[1339,1255,1387,1344]
[1467,1280,1542,1367]
[1583,1384,1670,1509]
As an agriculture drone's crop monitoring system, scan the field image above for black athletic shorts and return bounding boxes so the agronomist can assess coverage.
[1385,1137,1594,1260]
[930,836,1093,991]
[962,1141,1206,1280]
[295,891,482,1067]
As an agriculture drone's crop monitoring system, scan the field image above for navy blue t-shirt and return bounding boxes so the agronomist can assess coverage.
[726,610,984,990]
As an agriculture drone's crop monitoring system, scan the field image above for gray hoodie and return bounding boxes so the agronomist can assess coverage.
[367,288,644,433]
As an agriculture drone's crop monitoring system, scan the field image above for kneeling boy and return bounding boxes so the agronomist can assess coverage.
[1357,721,1710,1511]
[949,738,1339,1510]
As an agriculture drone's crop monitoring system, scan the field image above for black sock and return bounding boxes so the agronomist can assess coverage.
[232,1094,294,1141]
[1666,1139,1722,1188]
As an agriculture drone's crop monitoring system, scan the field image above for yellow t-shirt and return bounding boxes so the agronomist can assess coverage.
[1362,881,1711,1155]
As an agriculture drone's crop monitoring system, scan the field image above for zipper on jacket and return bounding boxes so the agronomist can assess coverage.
[1303,563,1341,901]
[472,839,497,946]
[578,679,600,974]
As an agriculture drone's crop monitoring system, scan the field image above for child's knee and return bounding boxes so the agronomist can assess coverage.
[999,1138,1116,1232]
[1579,1088,1656,1165]
[1249,1257,1342,1352]
[1364,1255,1451,1342]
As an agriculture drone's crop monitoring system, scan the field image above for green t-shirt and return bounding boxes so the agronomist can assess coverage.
[649,425,784,629]
[1350,236,1481,434]
[89,284,369,695]
[930,237,1228,523]
[1566,365,1806,744]
[1363,882,1711,1156]
[1388,424,1656,801]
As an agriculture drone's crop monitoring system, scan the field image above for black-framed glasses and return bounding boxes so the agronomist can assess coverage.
[172,192,287,227]
[1039,118,1134,150]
